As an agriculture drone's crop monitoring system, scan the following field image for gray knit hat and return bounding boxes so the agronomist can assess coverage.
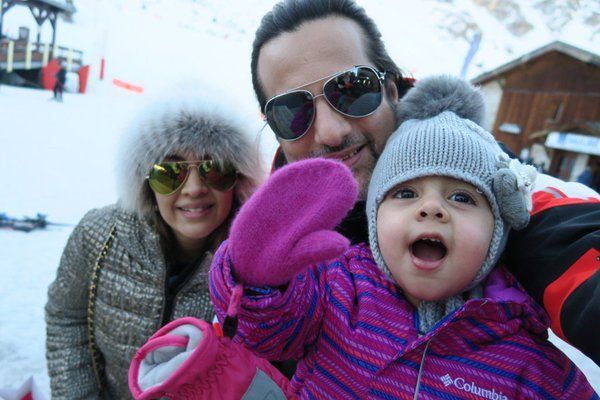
[116,88,265,218]
[367,75,536,333]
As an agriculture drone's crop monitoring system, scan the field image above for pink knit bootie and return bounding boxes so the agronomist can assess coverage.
[128,317,295,400]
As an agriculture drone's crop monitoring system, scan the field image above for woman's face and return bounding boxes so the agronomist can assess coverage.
[154,153,235,253]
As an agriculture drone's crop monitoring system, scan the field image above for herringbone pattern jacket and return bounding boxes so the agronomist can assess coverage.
[45,205,215,399]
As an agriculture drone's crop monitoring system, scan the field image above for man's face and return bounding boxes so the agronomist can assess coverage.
[257,17,399,200]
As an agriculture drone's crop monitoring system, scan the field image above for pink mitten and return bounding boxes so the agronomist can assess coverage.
[229,158,358,287]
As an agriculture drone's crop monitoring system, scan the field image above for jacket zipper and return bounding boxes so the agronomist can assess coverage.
[159,265,170,328]
[159,261,205,327]
[413,339,431,400]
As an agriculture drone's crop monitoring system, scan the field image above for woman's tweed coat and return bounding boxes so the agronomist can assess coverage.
[45,205,215,399]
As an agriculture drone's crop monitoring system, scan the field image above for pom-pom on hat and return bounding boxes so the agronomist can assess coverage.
[366,75,536,333]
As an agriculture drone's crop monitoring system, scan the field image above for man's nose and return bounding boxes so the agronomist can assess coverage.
[311,97,353,148]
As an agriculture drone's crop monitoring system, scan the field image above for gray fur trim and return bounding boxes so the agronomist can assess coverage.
[396,75,485,126]
[116,89,265,218]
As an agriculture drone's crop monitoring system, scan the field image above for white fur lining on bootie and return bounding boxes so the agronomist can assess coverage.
[138,324,204,390]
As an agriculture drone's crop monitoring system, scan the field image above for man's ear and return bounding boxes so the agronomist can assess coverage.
[393,75,416,101]
[271,146,288,172]
[385,78,399,105]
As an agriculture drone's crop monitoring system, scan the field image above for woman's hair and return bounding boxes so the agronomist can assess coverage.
[116,88,265,254]
[251,0,413,111]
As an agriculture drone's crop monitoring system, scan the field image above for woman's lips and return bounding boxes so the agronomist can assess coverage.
[178,204,213,218]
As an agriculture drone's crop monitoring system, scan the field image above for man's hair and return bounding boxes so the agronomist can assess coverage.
[251,0,412,111]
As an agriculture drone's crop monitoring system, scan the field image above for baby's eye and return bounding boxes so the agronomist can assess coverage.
[449,192,475,205]
[393,188,417,199]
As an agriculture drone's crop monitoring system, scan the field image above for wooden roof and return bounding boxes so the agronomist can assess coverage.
[10,0,74,13]
[472,41,600,85]
[43,0,72,12]
[530,121,600,140]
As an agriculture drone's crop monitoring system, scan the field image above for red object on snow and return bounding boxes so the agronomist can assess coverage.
[112,78,144,93]
[41,59,60,91]
[100,58,105,80]
[0,376,47,400]
[78,65,90,93]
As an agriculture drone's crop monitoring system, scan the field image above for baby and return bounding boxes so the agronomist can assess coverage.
[129,76,595,399]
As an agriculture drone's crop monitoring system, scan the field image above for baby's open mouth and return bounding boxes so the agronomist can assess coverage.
[411,238,447,261]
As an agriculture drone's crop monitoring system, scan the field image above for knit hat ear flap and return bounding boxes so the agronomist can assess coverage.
[493,153,537,231]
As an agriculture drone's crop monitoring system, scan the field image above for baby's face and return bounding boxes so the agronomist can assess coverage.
[376,176,494,307]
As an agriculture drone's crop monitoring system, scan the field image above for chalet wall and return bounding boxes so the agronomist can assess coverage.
[489,51,600,154]
[479,79,503,131]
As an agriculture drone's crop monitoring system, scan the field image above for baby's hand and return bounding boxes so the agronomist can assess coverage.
[228,158,358,287]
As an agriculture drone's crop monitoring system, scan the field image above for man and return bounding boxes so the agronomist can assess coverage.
[53,65,67,102]
[251,0,599,364]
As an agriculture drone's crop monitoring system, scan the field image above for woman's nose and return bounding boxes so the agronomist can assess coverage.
[181,167,209,196]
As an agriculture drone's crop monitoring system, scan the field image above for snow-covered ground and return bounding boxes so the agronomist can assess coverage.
[1,0,598,396]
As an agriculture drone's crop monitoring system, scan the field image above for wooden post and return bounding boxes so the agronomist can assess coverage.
[25,41,32,69]
[50,12,57,58]
[42,42,49,66]
[6,39,13,72]
[0,1,18,36]
[0,0,8,42]
[27,4,50,51]
[0,1,4,42]
[66,47,72,70]
[0,1,5,87]
[36,24,42,51]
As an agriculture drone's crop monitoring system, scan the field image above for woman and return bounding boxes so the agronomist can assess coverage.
[45,92,264,399]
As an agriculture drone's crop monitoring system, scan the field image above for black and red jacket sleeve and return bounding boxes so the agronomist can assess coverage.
[505,174,600,364]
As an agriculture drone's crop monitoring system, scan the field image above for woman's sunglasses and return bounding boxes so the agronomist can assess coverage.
[147,160,237,196]
[263,65,386,141]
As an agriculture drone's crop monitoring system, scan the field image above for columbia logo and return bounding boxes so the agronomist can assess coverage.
[439,374,508,400]
[441,374,453,386]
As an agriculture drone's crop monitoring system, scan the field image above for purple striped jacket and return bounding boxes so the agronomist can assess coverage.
[210,242,597,399]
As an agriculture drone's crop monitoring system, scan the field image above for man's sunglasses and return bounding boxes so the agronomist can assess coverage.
[264,65,386,141]
[147,160,237,196]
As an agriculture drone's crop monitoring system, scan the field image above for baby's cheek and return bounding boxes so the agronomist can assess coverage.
[459,227,492,266]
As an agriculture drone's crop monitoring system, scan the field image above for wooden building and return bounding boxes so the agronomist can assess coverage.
[0,0,86,91]
[0,0,75,52]
[472,41,600,182]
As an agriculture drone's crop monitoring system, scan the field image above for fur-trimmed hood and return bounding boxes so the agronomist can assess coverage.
[116,90,265,217]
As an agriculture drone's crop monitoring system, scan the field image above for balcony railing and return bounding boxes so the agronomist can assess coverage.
[0,39,83,72]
